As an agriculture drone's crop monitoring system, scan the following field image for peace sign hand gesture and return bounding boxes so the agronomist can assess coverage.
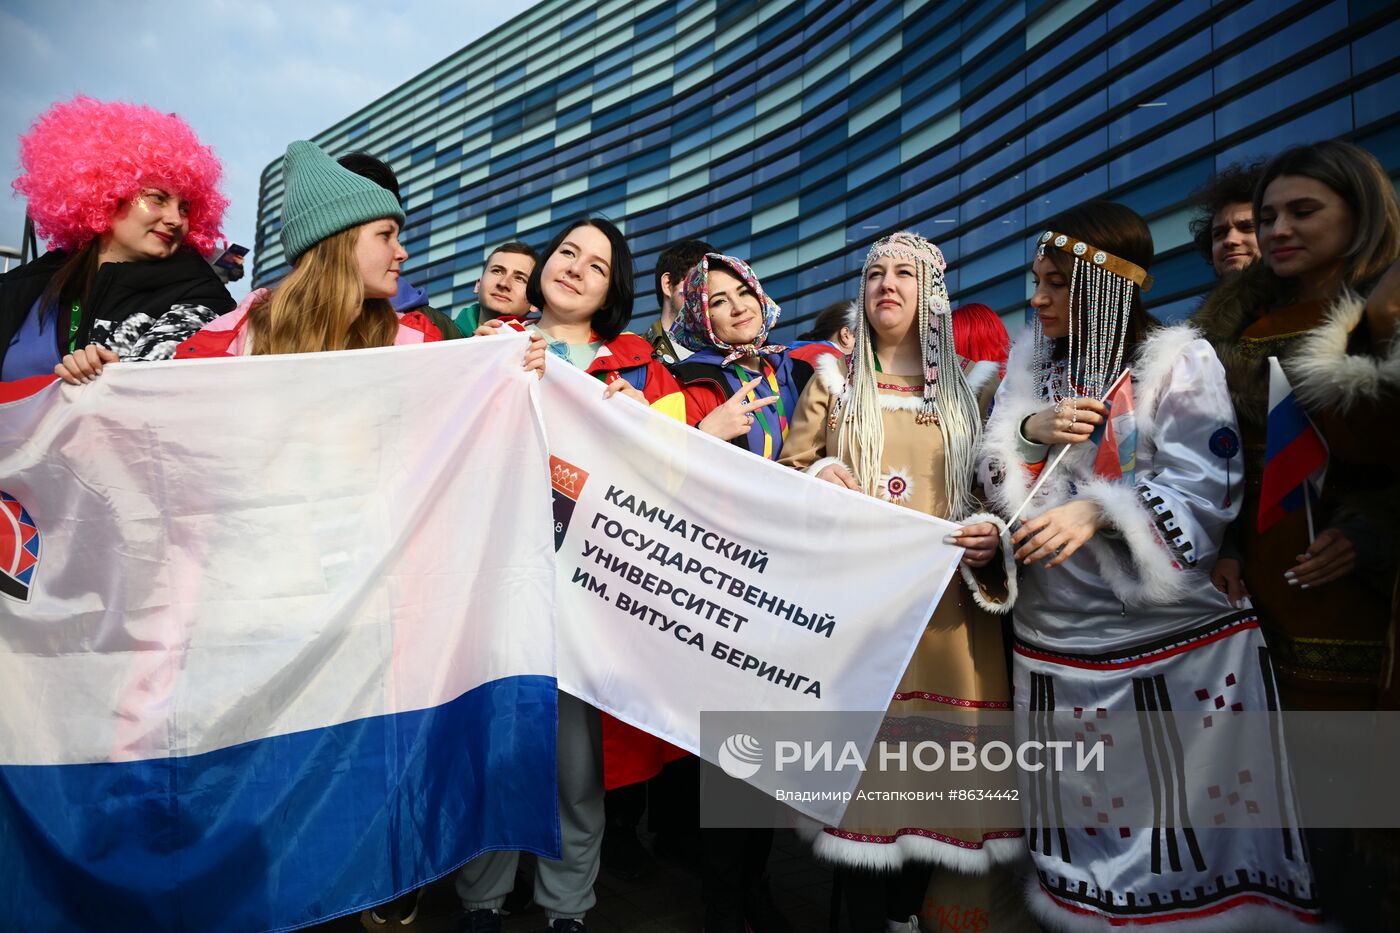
[698,376,779,441]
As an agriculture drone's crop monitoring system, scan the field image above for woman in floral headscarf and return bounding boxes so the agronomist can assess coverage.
[669,252,837,459]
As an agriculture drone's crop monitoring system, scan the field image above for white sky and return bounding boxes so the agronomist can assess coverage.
[0,0,537,292]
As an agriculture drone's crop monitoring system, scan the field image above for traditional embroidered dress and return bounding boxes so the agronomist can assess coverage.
[780,352,1023,872]
[981,322,1323,930]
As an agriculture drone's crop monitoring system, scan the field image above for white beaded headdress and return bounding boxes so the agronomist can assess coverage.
[1032,230,1153,402]
[832,231,982,518]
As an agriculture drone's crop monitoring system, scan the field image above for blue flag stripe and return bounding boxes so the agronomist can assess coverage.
[0,673,560,933]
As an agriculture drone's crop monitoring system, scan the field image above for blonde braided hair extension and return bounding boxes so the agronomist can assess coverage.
[834,231,982,518]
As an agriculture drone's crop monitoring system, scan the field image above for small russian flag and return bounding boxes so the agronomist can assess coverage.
[1258,356,1328,534]
[1089,367,1137,483]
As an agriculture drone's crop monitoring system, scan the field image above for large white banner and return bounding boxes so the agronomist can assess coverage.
[539,357,964,818]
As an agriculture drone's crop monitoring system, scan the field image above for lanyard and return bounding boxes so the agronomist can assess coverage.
[732,360,787,460]
[67,302,81,354]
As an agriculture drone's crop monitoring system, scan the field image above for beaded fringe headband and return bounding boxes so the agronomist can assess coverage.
[1034,230,1152,403]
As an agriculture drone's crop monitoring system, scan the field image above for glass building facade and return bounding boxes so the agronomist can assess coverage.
[252,0,1400,339]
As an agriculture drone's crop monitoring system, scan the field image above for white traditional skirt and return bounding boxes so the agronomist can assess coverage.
[1012,611,1325,931]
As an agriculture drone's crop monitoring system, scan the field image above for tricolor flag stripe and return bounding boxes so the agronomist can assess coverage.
[1258,357,1328,534]
[0,674,558,932]
[1090,368,1137,483]
[0,336,561,931]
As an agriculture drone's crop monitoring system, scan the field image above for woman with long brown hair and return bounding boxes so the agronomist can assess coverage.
[177,142,510,362]
[1196,140,1400,713]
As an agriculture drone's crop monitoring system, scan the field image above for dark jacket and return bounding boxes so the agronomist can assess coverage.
[0,249,236,372]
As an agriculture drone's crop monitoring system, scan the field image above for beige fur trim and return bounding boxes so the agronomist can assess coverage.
[1291,290,1400,413]
[1076,477,1189,606]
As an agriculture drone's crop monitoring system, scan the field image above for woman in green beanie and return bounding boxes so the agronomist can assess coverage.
[177,140,543,370]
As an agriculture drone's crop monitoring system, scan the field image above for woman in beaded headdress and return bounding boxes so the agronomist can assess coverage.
[780,231,1026,933]
[979,200,1322,931]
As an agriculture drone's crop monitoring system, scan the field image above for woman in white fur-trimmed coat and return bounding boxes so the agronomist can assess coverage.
[980,202,1322,932]
[780,231,1030,933]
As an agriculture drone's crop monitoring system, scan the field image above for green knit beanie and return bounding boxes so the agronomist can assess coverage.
[279,140,406,263]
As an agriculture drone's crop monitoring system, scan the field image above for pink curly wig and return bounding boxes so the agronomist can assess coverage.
[13,96,228,257]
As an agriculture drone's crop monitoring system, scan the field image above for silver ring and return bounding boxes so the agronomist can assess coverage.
[745,414,754,426]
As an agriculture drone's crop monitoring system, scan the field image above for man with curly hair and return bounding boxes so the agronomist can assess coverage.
[1189,160,1265,279]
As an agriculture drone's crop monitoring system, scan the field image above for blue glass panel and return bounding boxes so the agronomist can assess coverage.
[1109,72,1211,144]
[1114,157,1210,218]
[900,84,958,132]
[963,68,1026,124]
[676,38,715,76]
[1212,0,1291,45]
[960,104,1027,162]
[1215,49,1351,138]
[558,64,593,95]
[560,8,595,38]
[961,2,1025,64]
[1355,73,1400,130]
[1106,31,1211,107]
[1108,0,1207,63]
[1146,250,1214,304]
[1107,114,1212,189]
[495,64,526,90]
[751,219,799,257]
[849,62,903,113]
[959,273,1025,316]
[1214,1,1347,93]
[1026,89,1107,160]
[801,175,847,213]
[709,217,753,247]
[348,118,371,140]
[635,5,673,37]
[899,54,959,104]
[961,33,1023,94]
[1026,12,1105,83]
[758,3,803,45]
[411,142,436,164]
[1352,15,1400,72]
[848,148,901,190]
[1355,122,1400,174]
[803,67,849,111]
[435,144,462,168]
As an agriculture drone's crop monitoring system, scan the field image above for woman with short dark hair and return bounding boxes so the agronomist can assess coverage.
[474,216,684,419]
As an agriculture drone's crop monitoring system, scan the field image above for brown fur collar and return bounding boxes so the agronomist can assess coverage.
[1191,265,1300,432]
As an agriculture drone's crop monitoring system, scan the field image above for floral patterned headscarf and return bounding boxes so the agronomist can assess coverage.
[670,253,787,364]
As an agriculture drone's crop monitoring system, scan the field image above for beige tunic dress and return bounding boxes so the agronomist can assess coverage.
[779,355,1025,872]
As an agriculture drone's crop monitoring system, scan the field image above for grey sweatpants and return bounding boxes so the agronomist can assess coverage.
[456,690,604,921]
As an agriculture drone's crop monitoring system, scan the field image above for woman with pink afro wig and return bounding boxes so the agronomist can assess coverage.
[1,96,235,385]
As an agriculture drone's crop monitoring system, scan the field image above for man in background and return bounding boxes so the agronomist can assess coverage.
[647,238,714,364]
[451,242,537,333]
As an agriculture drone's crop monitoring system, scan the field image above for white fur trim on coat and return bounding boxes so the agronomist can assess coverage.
[956,511,1017,614]
[1023,874,1333,933]
[1075,477,1189,605]
[1290,290,1400,413]
[979,325,1207,606]
[806,456,847,478]
[809,825,1028,875]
